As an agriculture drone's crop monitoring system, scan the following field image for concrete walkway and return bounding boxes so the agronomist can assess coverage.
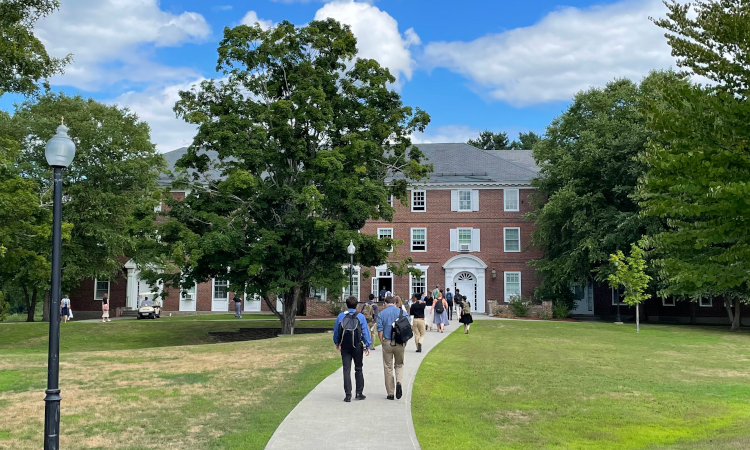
[265,318,461,450]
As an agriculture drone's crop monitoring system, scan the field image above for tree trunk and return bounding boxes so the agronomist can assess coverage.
[25,288,38,322]
[280,287,302,335]
[636,303,640,334]
[730,298,741,331]
[42,289,50,322]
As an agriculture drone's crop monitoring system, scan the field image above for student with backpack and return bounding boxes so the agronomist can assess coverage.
[445,288,454,321]
[377,295,413,400]
[333,296,372,402]
[433,292,450,333]
[459,298,474,334]
[362,294,379,349]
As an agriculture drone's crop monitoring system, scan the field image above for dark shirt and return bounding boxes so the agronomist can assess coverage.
[445,292,453,303]
[410,301,426,319]
[102,297,108,305]
[425,296,434,306]
[379,289,387,299]
[233,296,242,303]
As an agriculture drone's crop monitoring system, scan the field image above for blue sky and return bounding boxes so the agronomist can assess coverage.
[3,0,677,151]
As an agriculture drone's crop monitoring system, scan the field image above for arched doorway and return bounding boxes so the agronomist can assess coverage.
[443,255,487,313]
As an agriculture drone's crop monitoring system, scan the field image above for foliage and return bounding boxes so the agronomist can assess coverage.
[537,306,553,320]
[509,131,542,150]
[608,240,651,333]
[0,0,70,97]
[527,74,670,299]
[467,130,541,150]
[152,20,431,334]
[0,291,8,321]
[507,295,531,317]
[552,300,571,319]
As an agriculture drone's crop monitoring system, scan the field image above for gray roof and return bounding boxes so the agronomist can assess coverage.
[157,147,224,186]
[158,143,539,187]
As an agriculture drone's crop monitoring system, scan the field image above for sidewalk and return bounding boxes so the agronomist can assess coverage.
[265,318,460,450]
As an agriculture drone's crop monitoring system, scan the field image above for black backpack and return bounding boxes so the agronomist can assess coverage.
[391,310,413,344]
[339,312,363,349]
[434,300,445,314]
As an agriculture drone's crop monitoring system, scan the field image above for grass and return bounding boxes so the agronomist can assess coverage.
[413,320,750,450]
[0,316,337,449]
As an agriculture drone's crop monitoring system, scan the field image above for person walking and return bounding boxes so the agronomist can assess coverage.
[333,296,371,402]
[445,288,454,321]
[101,293,110,323]
[409,294,426,352]
[233,294,243,318]
[433,292,449,333]
[362,294,379,350]
[395,296,411,325]
[432,285,440,300]
[424,292,434,331]
[60,295,71,323]
[459,297,474,334]
[377,295,406,400]
[379,286,387,303]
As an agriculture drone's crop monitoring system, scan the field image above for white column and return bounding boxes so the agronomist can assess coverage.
[477,270,486,314]
[126,269,138,309]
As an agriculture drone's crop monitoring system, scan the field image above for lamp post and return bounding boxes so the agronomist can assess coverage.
[613,262,622,324]
[347,241,356,296]
[44,122,76,450]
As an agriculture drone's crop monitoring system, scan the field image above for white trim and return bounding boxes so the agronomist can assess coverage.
[504,188,520,211]
[449,229,458,252]
[411,190,426,212]
[699,296,713,307]
[662,297,675,307]
[409,183,535,189]
[457,227,473,252]
[450,190,458,211]
[457,189,472,211]
[408,264,429,299]
[472,228,481,252]
[442,254,488,270]
[471,189,479,211]
[388,195,393,207]
[94,278,110,300]
[410,227,427,252]
[503,227,521,252]
[377,227,394,252]
[504,271,522,302]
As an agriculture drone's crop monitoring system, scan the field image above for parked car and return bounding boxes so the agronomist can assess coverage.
[137,299,161,319]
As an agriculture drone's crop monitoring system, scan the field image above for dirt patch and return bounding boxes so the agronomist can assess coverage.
[685,368,750,379]
[208,327,329,343]
[485,410,537,429]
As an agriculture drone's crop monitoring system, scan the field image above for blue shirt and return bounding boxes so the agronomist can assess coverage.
[377,304,403,340]
[333,309,372,349]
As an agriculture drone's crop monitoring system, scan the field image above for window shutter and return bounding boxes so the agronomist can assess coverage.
[451,190,458,211]
[450,229,458,252]
[472,228,481,252]
[471,190,479,211]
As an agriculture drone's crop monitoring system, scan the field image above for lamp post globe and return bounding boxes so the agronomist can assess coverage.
[347,241,356,296]
[44,122,75,450]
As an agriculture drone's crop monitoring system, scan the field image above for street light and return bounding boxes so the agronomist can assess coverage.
[613,261,622,324]
[347,241,356,296]
[44,122,76,450]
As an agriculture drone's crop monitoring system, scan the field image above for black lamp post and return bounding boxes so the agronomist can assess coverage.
[43,122,76,450]
[613,262,622,324]
[347,241,356,296]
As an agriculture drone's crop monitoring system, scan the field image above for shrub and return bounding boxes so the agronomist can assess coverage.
[552,300,571,319]
[537,308,553,320]
[495,306,515,318]
[0,292,7,321]
[328,301,344,316]
[508,295,531,317]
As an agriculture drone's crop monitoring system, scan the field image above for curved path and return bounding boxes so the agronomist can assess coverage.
[265,318,460,450]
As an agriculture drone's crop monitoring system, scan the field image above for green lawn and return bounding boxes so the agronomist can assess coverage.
[0,317,337,449]
[413,320,750,450]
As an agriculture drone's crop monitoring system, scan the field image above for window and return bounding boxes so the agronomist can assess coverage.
[662,297,675,306]
[94,279,110,300]
[699,296,713,307]
[458,228,472,250]
[213,278,229,299]
[458,190,472,211]
[411,273,426,299]
[451,228,480,252]
[310,287,327,302]
[611,287,626,305]
[378,228,393,252]
[504,228,521,252]
[504,272,521,301]
[504,189,519,211]
[411,190,426,212]
[342,267,360,301]
[411,228,426,252]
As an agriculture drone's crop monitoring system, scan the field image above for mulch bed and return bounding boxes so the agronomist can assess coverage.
[492,316,581,322]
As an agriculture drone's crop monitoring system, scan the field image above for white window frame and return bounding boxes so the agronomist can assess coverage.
[342,266,361,301]
[408,265,429,300]
[411,190,426,212]
[504,272,522,302]
[699,296,713,307]
[504,188,520,212]
[411,227,427,252]
[212,278,229,301]
[309,287,327,302]
[662,297,675,307]
[458,190,472,212]
[94,279,110,300]
[378,227,394,252]
[503,227,521,253]
[457,227,473,251]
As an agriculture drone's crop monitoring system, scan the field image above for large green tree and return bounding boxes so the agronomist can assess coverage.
[0,0,70,97]
[467,130,510,150]
[0,94,164,320]
[527,75,668,301]
[153,19,430,334]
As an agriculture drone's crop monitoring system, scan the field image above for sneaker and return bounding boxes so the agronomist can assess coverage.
[344,395,352,402]
[355,394,366,401]
[386,395,395,400]
[396,383,403,399]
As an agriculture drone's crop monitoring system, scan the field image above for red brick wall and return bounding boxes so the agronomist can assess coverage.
[68,272,127,312]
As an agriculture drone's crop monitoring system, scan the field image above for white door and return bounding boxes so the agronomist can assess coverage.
[372,277,379,298]
[212,279,229,312]
[245,293,261,312]
[455,271,482,313]
[179,285,197,312]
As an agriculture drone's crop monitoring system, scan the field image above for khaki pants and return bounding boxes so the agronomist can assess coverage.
[412,318,425,347]
[368,322,378,347]
[382,340,405,396]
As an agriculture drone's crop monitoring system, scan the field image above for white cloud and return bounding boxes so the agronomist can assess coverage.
[314,1,419,86]
[35,0,211,91]
[412,125,481,144]
[422,0,675,106]
[241,11,274,31]
[111,79,205,152]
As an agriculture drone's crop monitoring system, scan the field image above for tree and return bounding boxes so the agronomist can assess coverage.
[608,240,652,333]
[527,75,668,301]
[0,94,164,321]
[0,0,70,97]
[509,131,542,150]
[151,19,431,334]
[467,130,509,150]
